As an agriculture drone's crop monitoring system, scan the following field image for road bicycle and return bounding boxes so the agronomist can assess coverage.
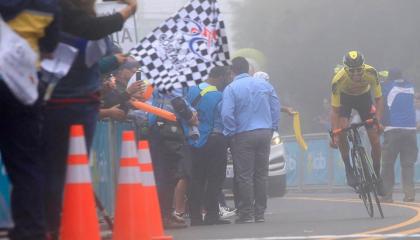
[330,118,384,218]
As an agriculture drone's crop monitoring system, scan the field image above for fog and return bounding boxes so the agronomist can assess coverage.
[229,0,420,134]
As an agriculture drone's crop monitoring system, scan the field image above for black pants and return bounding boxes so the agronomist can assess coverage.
[149,127,191,219]
[189,134,227,222]
[42,102,99,238]
[0,82,45,240]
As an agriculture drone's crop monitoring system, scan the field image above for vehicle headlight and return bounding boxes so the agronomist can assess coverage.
[271,135,281,145]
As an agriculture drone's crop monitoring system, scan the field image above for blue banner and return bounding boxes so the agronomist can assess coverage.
[332,149,346,185]
[284,141,300,187]
[303,139,329,185]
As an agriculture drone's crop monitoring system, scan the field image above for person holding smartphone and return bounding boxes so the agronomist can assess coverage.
[41,0,137,239]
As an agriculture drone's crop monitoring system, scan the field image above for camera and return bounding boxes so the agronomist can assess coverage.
[170,97,200,141]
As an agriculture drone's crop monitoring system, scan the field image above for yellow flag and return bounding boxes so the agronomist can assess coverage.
[292,112,308,151]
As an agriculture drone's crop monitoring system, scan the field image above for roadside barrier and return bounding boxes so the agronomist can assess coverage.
[1,121,420,228]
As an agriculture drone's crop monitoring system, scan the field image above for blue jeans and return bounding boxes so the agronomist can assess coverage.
[42,102,99,238]
[0,82,45,240]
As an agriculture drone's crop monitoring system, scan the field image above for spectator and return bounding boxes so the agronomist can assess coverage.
[41,0,137,238]
[101,61,144,117]
[253,71,294,115]
[415,93,420,129]
[148,87,194,229]
[381,69,418,203]
[0,1,59,239]
[185,66,232,226]
[221,57,280,223]
[98,37,127,74]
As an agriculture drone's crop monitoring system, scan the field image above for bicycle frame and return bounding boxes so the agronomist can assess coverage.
[330,118,384,218]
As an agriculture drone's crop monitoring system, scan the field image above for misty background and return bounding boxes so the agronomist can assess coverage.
[111,0,420,135]
[228,0,420,134]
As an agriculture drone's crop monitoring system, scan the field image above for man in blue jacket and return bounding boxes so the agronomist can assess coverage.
[221,57,280,223]
[381,69,418,203]
[185,66,232,226]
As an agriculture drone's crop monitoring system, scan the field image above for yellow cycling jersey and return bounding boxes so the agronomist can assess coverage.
[8,10,54,57]
[330,64,382,107]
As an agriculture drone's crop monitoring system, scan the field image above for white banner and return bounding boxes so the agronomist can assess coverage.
[95,2,140,53]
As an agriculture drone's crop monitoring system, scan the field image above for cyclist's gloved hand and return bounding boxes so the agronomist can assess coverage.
[329,134,339,149]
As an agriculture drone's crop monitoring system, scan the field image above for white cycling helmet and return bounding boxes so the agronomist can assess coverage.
[253,71,270,81]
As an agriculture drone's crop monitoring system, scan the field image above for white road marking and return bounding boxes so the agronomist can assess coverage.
[207,234,420,240]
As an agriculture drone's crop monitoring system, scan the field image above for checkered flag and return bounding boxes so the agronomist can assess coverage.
[129,0,230,93]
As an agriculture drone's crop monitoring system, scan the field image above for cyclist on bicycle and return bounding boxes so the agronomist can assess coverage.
[330,51,384,194]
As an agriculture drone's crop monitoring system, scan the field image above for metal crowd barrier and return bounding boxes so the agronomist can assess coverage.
[1,122,420,227]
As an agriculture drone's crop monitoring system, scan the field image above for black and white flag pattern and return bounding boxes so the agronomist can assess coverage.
[129,0,230,93]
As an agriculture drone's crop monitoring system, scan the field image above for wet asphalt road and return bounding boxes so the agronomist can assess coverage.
[167,191,420,240]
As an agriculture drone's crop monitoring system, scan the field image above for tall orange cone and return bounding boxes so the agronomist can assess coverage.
[138,140,173,240]
[60,125,100,240]
[113,131,150,240]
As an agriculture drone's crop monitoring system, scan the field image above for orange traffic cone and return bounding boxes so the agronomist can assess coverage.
[113,131,150,240]
[138,140,173,240]
[60,125,100,240]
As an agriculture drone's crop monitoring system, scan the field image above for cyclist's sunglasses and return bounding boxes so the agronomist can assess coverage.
[345,66,364,74]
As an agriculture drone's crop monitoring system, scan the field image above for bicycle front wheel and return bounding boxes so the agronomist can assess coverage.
[360,148,384,218]
[354,147,374,218]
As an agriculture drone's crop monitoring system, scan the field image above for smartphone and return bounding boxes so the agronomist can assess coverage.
[136,71,142,81]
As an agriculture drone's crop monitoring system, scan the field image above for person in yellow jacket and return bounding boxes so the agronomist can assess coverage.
[0,1,59,240]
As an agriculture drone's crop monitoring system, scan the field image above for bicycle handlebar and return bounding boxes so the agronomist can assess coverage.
[329,117,377,140]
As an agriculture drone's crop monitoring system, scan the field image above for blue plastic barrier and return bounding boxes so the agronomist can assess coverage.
[0,156,12,228]
[2,125,420,226]
[284,132,420,190]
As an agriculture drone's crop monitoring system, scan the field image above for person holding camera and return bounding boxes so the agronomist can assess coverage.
[100,61,144,120]
[184,66,233,226]
[148,87,197,229]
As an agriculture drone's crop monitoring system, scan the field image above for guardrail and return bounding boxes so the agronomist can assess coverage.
[1,121,420,227]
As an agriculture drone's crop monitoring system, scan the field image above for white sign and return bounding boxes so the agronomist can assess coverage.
[96,2,140,53]
[41,43,78,79]
[0,17,39,105]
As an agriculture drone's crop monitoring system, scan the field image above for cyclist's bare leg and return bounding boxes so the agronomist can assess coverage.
[367,127,385,196]
[367,128,381,176]
[336,117,358,187]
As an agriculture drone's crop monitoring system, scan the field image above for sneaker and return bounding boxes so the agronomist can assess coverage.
[254,216,265,223]
[172,211,186,223]
[345,171,358,187]
[219,205,236,219]
[403,196,415,202]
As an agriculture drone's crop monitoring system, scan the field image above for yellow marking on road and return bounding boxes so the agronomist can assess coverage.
[284,197,420,240]
[357,201,420,240]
